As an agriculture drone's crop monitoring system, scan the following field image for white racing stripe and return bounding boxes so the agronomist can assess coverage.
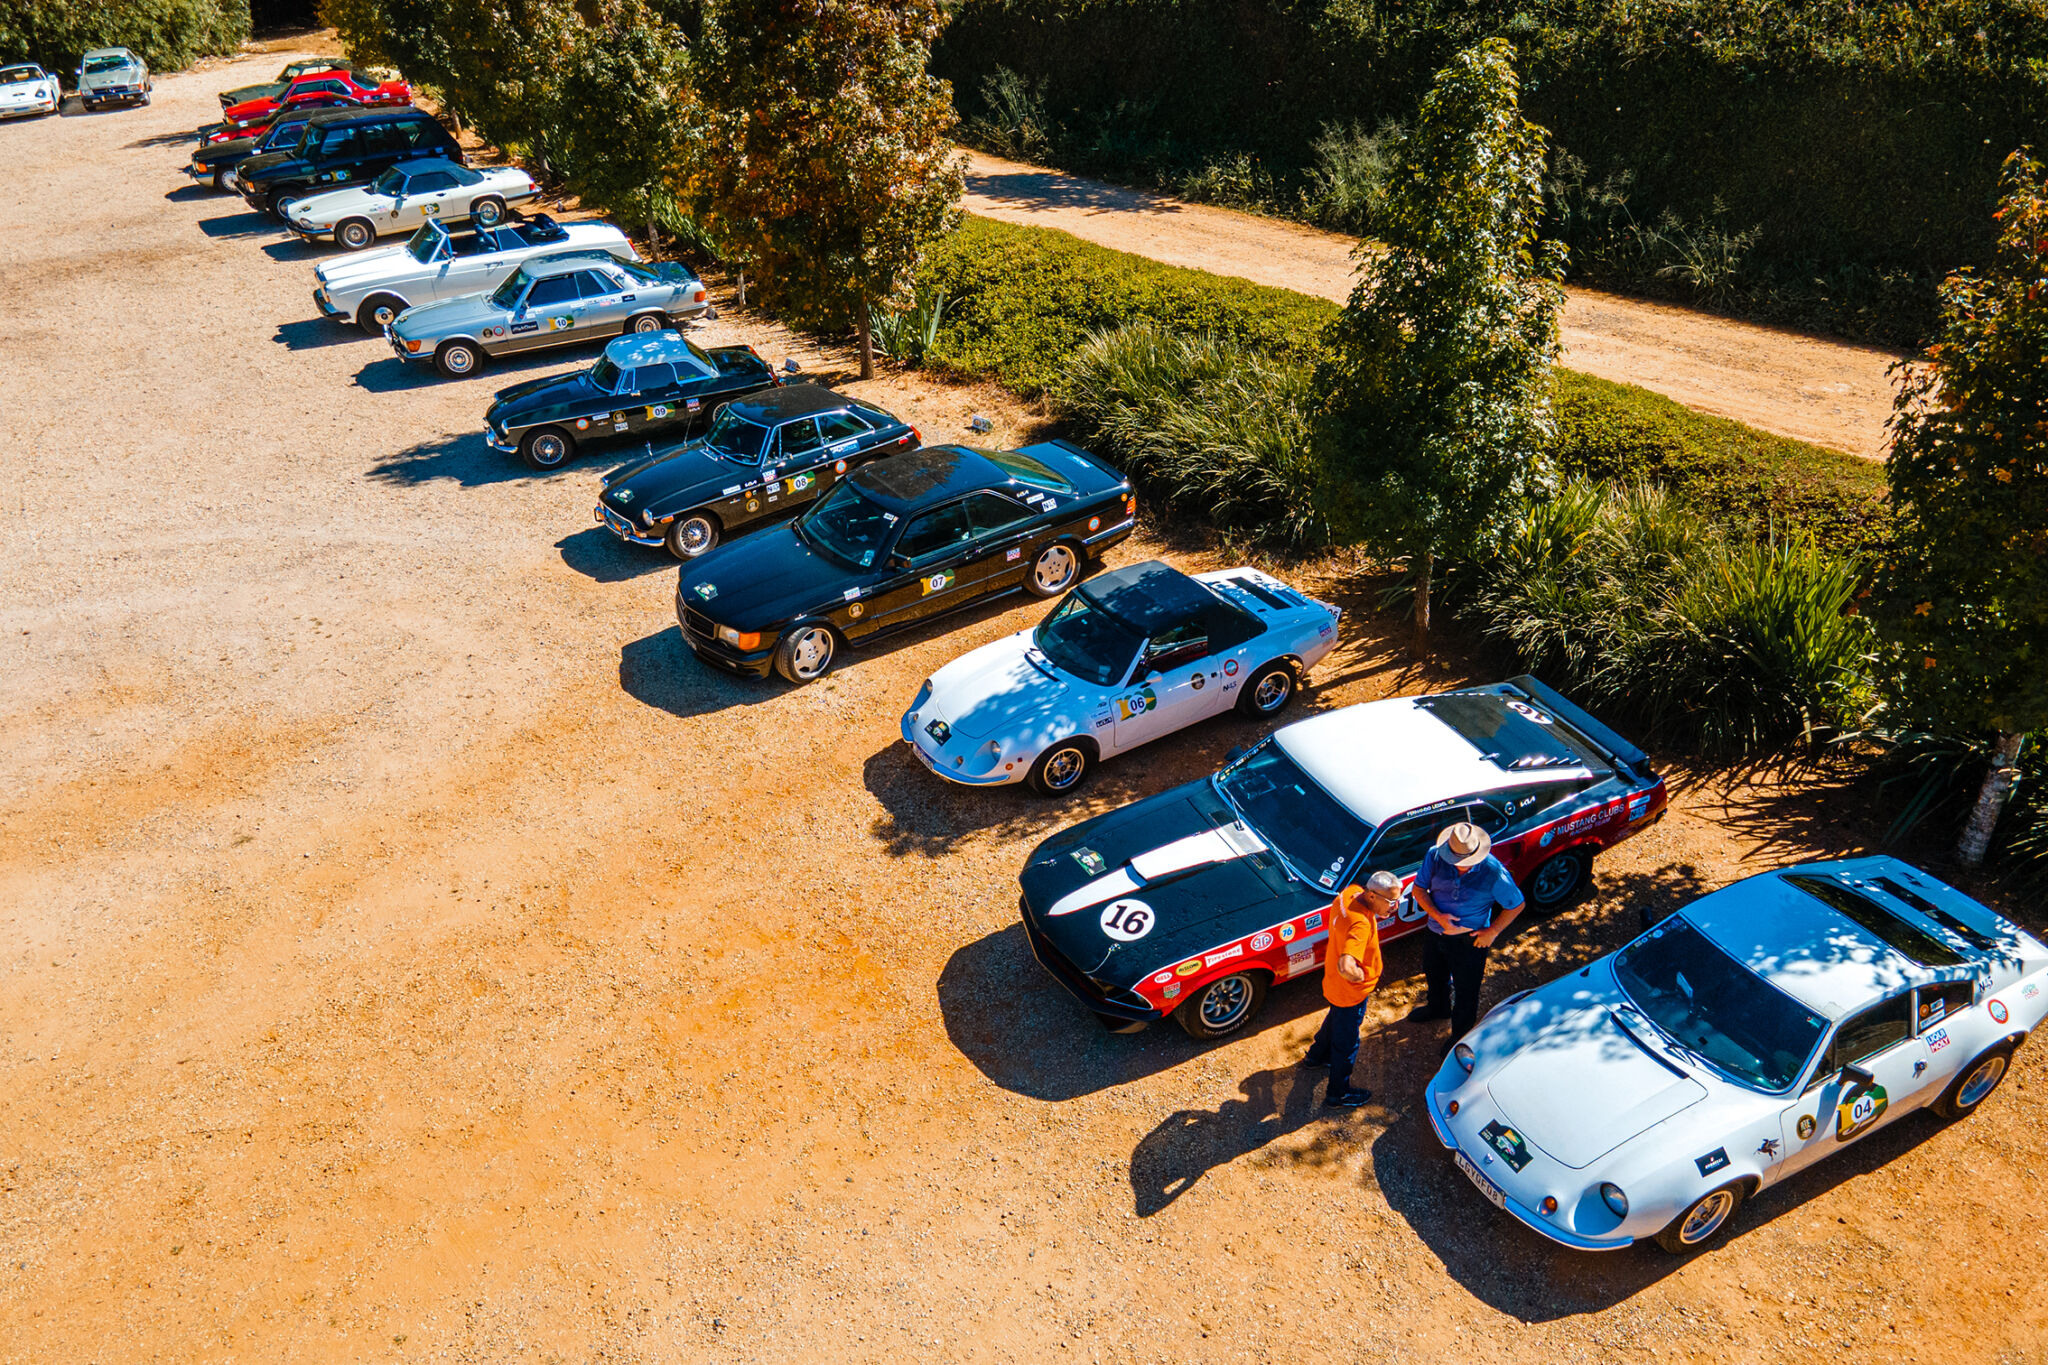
[1047,823,1270,917]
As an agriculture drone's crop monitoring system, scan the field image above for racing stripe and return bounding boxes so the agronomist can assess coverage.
[1046,823,1270,917]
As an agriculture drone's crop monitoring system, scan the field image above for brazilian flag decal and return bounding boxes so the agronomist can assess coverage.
[1836,1082,1888,1139]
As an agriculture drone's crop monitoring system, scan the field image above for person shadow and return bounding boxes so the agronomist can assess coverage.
[1128,1065,1326,1216]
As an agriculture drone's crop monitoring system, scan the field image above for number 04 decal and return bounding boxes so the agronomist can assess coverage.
[1099,898,1155,942]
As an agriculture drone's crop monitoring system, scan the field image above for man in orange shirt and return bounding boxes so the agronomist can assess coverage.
[1301,870,1395,1108]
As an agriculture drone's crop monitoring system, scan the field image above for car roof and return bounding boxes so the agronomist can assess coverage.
[601,331,714,376]
[1079,560,1216,633]
[723,383,854,424]
[392,156,462,176]
[849,445,1003,509]
[84,47,137,59]
[519,253,621,279]
[1272,695,1596,830]
[304,106,430,128]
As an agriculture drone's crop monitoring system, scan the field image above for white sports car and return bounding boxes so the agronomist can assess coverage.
[0,63,59,119]
[901,560,1339,794]
[286,158,540,249]
[1427,856,2047,1253]
[313,214,637,334]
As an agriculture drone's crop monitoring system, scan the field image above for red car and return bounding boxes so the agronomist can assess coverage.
[212,69,410,141]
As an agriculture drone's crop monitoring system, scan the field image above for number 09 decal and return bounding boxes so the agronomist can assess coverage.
[1100,898,1155,942]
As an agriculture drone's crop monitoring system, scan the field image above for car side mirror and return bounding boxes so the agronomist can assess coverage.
[888,554,910,571]
[1224,745,1248,763]
[1840,1063,1875,1090]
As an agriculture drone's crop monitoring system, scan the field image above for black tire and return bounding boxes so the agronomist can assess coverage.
[665,511,721,559]
[356,294,407,335]
[1933,1042,2016,1121]
[772,622,838,684]
[1027,738,1093,796]
[1654,1182,1745,1254]
[1235,660,1297,718]
[433,338,482,379]
[268,190,302,222]
[336,216,376,250]
[628,311,670,334]
[1525,847,1594,915]
[212,163,231,190]
[471,194,506,226]
[1023,541,1080,599]
[519,426,575,471]
[1175,971,1269,1040]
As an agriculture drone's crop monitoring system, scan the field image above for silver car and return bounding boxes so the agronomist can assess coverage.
[317,214,638,333]
[388,252,710,378]
[77,47,151,111]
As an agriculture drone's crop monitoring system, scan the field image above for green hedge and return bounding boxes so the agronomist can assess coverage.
[0,0,249,79]
[917,216,1888,550]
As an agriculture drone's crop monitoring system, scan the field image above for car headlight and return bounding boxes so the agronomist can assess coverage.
[1599,1183,1629,1218]
[641,509,657,528]
[1452,1042,1475,1073]
[912,679,932,711]
[715,626,761,650]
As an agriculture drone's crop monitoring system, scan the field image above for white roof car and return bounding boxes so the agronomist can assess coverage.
[1426,857,2048,1253]
[313,215,637,334]
[0,63,59,120]
[287,158,540,250]
[902,560,1339,794]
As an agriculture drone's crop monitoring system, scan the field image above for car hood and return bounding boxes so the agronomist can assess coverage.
[315,243,418,288]
[1019,780,1292,983]
[80,66,144,91]
[1480,993,1710,1169]
[390,291,504,338]
[677,525,873,630]
[220,79,288,105]
[603,444,751,514]
[293,185,391,222]
[220,94,277,121]
[925,634,1069,740]
[194,133,261,164]
[234,148,303,184]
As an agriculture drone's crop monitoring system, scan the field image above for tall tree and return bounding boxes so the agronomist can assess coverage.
[687,0,963,378]
[1314,37,1565,649]
[1879,150,2048,867]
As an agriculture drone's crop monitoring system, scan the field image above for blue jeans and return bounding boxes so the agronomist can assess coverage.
[1308,997,1370,1089]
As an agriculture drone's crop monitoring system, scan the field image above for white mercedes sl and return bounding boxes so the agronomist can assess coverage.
[901,559,1340,794]
[1427,856,2046,1252]
[287,158,539,249]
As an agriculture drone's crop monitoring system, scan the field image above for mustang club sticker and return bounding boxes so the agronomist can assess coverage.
[1099,899,1154,942]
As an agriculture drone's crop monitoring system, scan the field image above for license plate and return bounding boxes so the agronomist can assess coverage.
[913,744,938,772]
[1455,1152,1508,1210]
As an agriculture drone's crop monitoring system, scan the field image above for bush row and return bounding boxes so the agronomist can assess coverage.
[0,0,249,78]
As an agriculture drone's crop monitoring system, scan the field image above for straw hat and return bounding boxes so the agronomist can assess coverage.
[1436,821,1492,869]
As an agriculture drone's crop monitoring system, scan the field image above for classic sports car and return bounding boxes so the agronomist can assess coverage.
[902,561,1340,794]
[316,215,636,334]
[218,58,355,109]
[1016,677,1666,1038]
[676,442,1136,683]
[1426,858,2046,1253]
[592,384,914,544]
[77,48,150,110]
[286,159,539,248]
[232,107,463,219]
[215,68,409,137]
[0,63,59,120]
[187,107,322,190]
[492,331,780,471]
[387,252,710,378]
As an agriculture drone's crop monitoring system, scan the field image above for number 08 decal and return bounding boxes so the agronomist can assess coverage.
[1099,898,1154,942]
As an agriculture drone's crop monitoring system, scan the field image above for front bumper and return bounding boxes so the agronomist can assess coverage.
[897,713,1022,787]
[486,426,518,454]
[1019,902,1161,1025]
[675,593,776,678]
[386,329,432,364]
[1422,1074,1633,1251]
[596,503,663,547]
[0,96,57,119]
[314,287,350,321]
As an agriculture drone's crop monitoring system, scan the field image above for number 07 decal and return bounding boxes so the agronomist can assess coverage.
[1100,898,1154,941]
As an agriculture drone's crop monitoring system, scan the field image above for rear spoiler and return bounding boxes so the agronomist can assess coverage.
[1505,674,1651,774]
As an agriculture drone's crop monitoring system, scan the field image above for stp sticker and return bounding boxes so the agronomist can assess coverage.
[1988,999,2009,1024]
[1249,932,1274,952]
[1099,899,1153,942]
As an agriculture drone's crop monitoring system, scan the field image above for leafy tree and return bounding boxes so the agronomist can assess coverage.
[544,0,696,242]
[687,0,963,377]
[1878,150,2048,867]
[1314,37,1565,649]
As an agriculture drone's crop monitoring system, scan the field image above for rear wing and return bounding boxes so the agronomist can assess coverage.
[1505,674,1651,775]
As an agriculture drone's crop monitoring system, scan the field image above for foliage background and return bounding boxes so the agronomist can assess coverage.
[0,0,250,77]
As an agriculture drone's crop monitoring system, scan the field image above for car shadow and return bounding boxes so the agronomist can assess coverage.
[262,238,328,263]
[558,527,672,583]
[197,209,278,239]
[273,317,357,352]
[353,347,581,396]
[163,183,212,202]
[365,430,526,487]
[131,130,196,148]
[618,626,789,721]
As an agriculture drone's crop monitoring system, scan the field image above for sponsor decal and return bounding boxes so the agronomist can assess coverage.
[422,202,440,215]
[1006,547,1022,561]
[722,485,743,496]
[1092,714,1113,729]
[1114,687,1158,720]
[788,474,813,492]
[1318,623,1333,638]
[1285,949,1315,978]
[614,489,634,503]
[763,482,782,496]
[1757,1137,1781,1158]
[576,418,590,429]
[1249,932,1274,952]
[1695,1147,1730,1177]
[1305,912,1324,931]
[2025,982,2041,999]
[1836,1082,1888,1140]
[922,570,957,596]
[1924,1026,1951,1053]
[1191,673,1206,691]
[848,602,864,618]
[834,459,848,474]
[688,398,701,411]
[693,582,716,600]
[1479,1121,1533,1172]
[1797,1114,1817,1140]
[647,405,670,419]
[1627,792,1654,821]
[1151,970,1174,985]
[842,587,864,601]
[1989,999,2009,1024]
[510,321,539,334]
[1538,804,1616,848]
[549,315,574,331]
[1174,959,1202,978]
[1919,997,1946,1026]
[1099,899,1154,942]
[746,499,760,513]
[1204,944,1244,968]
[1163,983,1180,1000]
[1068,848,1108,877]
[1278,923,1296,942]
[1088,517,1101,532]
[1223,659,1240,677]
[1505,699,1554,725]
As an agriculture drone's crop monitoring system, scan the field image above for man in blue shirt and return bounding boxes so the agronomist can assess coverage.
[1406,821,1525,1042]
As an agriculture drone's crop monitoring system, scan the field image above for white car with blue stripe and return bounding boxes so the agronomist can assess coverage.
[1427,857,2047,1252]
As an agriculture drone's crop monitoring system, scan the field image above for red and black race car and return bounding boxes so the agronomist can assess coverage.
[208,69,410,142]
[1017,675,1668,1040]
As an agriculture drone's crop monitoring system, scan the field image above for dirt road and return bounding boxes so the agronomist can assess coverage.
[2,50,2043,1364]
[963,151,1903,460]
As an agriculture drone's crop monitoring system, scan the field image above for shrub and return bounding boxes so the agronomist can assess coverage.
[1300,120,1405,233]
[3,0,248,77]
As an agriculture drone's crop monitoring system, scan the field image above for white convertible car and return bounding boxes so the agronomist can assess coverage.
[314,214,636,333]
[901,560,1340,794]
[0,63,59,119]
[1427,857,2046,1252]
[286,157,540,249]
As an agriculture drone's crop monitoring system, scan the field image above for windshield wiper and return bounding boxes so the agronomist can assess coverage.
[1606,1007,1692,1079]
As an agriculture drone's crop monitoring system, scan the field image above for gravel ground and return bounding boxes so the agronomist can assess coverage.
[1,47,2043,1365]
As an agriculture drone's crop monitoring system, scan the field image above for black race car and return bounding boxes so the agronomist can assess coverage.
[185,107,322,190]
[594,385,919,558]
[487,331,780,471]
[676,442,1138,683]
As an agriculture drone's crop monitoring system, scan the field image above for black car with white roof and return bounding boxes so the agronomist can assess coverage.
[675,442,1137,682]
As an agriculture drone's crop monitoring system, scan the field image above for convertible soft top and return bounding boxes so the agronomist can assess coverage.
[1080,560,1221,634]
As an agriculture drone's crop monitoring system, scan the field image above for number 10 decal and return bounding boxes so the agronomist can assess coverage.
[1100,898,1155,941]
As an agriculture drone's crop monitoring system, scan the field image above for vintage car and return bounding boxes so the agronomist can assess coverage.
[902,561,1340,794]
[187,107,323,190]
[490,331,779,470]
[316,215,635,334]
[590,384,914,545]
[675,442,1136,683]
[1427,858,2046,1253]
[286,159,539,248]
[77,48,150,110]
[234,107,462,220]
[1016,677,1666,1038]
[0,63,59,119]
[215,68,409,138]
[386,252,710,378]
[218,58,356,109]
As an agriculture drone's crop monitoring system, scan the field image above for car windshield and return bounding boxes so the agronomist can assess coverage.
[85,55,129,73]
[404,224,446,264]
[487,269,531,309]
[1214,741,1373,890]
[1033,590,1142,686]
[589,357,624,394]
[797,482,897,569]
[612,258,665,285]
[698,407,768,462]
[290,122,320,155]
[985,447,1075,492]
[371,167,407,195]
[1614,916,1830,1092]
[2,66,41,83]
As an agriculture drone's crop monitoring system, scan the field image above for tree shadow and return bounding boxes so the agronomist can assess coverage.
[197,209,277,239]
[618,627,785,721]
[966,163,1188,218]
[364,431,528,487]
[273,317,358,351]
[557,527,672,583]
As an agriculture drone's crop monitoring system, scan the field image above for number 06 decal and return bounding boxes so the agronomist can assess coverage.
[1099,898,1155,942]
